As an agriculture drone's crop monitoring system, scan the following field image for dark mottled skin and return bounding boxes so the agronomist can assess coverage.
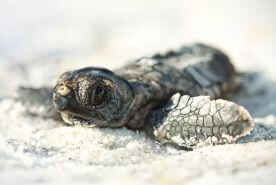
[18,44,254,148]
[115,44,236,129]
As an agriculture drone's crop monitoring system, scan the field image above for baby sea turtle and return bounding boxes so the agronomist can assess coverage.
[19,43,254,148]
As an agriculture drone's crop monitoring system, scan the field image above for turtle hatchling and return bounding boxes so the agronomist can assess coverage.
[18,43,254,149]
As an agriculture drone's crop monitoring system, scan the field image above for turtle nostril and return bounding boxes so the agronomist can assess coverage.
[57,85,71,96]
[53,92,68,111]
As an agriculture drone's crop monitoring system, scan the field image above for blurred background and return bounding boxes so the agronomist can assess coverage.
[0,0,275,96]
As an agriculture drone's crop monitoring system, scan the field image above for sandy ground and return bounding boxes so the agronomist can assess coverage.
[0,0,276,185]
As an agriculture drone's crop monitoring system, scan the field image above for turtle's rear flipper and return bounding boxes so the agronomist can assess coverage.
[15,86,61,120]
[149,93,254,149]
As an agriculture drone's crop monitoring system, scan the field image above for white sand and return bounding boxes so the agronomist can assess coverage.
[0,1,276,184]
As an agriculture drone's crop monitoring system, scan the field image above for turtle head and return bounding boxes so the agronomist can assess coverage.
[53,67,133,127]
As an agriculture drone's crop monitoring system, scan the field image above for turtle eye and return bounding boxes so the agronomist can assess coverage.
[90,84,109,108]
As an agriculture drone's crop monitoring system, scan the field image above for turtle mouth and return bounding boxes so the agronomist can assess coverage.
[72,114,91,122]
[71,115,97,127]
[61,112,98,127]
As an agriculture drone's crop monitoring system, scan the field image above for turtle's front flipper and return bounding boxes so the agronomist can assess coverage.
[15,87,61,120]
[149,93,254,149]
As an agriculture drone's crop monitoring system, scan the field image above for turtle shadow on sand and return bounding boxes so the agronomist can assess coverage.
[230,72,276,144]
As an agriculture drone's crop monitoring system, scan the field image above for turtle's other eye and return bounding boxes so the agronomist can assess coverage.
[90,84,110,108]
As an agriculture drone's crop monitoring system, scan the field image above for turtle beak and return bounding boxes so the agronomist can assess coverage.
[53,92,68,111]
